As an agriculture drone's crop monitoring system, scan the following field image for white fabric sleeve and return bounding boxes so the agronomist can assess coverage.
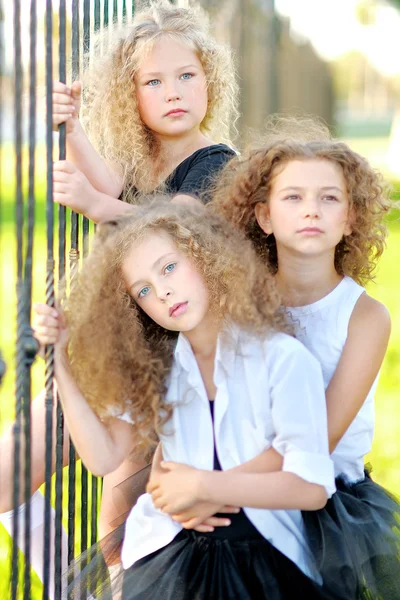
[0,490,68,600]
[268,335,336,497]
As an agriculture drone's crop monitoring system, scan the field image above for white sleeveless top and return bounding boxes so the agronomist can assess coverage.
[287,276,378,482]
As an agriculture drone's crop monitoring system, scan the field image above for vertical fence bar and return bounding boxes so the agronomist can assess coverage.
[80,5,90,593]
[113,0,118,23]
[20,0,39,596]
[11,0,23,596]
[54,1,67,598]
[104,0,109,27]
[68,0,80,574]
[43,0,55,598]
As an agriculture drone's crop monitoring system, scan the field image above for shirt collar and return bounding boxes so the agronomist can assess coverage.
[174,322,240,378]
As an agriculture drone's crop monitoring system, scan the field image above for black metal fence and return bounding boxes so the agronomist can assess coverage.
[1,2,140,599]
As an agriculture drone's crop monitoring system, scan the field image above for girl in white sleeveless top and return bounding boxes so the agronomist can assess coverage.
[213,117,400,600]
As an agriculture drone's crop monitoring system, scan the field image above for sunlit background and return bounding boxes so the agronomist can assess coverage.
[1,1,399,598]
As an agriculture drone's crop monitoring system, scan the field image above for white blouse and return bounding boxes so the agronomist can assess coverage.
[121,326,335,581]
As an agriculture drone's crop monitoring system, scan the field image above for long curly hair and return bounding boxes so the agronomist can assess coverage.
[212,118,392,284]
[80,0,238,196]
[64,200,286,457]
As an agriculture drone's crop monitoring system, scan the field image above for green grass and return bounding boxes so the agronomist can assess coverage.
[0,143,399,598]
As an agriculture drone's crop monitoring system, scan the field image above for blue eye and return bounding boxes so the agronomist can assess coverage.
[180,73,193,80]
[146,79,160,86]
[138,286,151,298]
[164,263,176,273]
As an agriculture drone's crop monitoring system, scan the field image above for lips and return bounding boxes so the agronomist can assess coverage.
[297,227,324,234]
[165,109,187,117]
[169,302,188,318]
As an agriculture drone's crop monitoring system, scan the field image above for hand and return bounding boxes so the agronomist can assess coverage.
[171,501,240,533]
[53,160,98,215]
[52,80,81,134]
[33,303,69,353]
[147,462,207,514]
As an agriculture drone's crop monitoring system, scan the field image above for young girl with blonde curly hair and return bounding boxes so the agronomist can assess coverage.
[52,0,238,218]
[0,3,238,585]
[36,201,336,599]
[212,117,400,600]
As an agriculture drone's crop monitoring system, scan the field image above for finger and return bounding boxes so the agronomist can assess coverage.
[53,81,71,94]
[152,497,167,510]
[53,103,75,115]
[146,481,159,494]
[52,114,73,127]
[52,91,74,105]
[53,192,72,207]
[33,303,58,318]
[71,81,82,99]
[33,323,60,337]
[53,160,76,174]
[33,313,59,327]
[220,506,240,514]
[53,181,72,194]
[34,334,57,346]
[200,516,231,527]
[193,524,215,533]
[160,504,176,515]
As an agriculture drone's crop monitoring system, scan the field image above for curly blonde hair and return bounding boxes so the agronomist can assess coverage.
[212,119,392,284]
[81,0,238,196]
[64,200,286,457]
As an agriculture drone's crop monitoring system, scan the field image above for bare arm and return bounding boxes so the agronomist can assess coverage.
[200,470,327,510]
[55,350,134,477]
[53,81,124,197]
[326,294,391,452]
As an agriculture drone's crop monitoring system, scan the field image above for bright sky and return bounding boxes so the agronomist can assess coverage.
[5,0,400,77]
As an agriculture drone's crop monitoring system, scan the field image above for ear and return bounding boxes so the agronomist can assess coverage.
[344,206,356,236]
[254,202,273,235]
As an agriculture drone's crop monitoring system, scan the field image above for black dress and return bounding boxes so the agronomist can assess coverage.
[165,144,235,204]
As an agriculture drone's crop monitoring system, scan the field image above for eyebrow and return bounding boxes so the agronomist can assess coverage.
[138,65,199,78]
[129,253,176,289]
[278,186,344,193]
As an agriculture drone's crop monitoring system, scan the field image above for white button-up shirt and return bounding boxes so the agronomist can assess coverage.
[122,327,335,580]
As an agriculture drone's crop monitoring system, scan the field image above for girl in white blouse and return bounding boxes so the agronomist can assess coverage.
[213,117,400,600]
[35,201,336,600]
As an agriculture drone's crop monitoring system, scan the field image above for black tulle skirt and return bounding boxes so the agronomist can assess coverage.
[64,524,334,600]
[63,467,400,600]
[302,468,400,600]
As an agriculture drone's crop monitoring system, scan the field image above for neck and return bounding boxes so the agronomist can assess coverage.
[183,316,219,360]
[275,246,343,307]
[157,130,214,170]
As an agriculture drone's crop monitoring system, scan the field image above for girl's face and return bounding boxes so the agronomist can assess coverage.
[134,37,208,140]
[255,159,353,259]
[122,230,210,333]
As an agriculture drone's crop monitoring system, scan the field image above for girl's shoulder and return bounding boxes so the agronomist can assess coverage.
[238,328,320,372]
[166,144,237,199]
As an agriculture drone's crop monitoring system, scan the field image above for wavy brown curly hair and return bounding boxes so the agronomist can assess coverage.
[64,200,287,457]
[81,0,238,196]
[212,121,392,284]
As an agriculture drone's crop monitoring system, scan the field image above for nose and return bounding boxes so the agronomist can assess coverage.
[165,81,182,102]
[303,197,322,219]
[157,286,173,302]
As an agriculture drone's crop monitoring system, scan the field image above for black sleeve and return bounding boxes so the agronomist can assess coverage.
[174,146,236,204]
